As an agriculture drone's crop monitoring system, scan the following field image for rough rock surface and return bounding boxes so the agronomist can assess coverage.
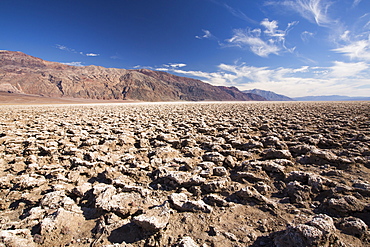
[0,101,369,246]
[274,214,338,247]
[132,203,171,232]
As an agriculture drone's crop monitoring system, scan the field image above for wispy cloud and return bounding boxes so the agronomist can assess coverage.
[300,31,315,42]
[225,19,297,57]
[55,44,99,57]
[60,61,84,66]
[163,61,370,97]
[261,19,285,37]
[56,44,76,53]
[196,30,215,40]
[333,40,370,61]
[164,63,187,68]
[223,4,257,24]
[352,0,362,7]
[133,65,154,70]
[86,53,100,57]
[208,0,256,24]
[328,61,369,78]
[135,63,187,71]
[324,7,370,61]
[156,68,169,71]
[339,30,351,42]
[226,28,279,57]
[333,30,370,61]
[270,0,335,27]
[156,63,187,70]
[110,53,122,60]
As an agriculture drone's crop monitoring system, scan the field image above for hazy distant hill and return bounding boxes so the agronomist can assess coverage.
[243,89,294,101]
[293,95,370,101]
[0,50,266,102]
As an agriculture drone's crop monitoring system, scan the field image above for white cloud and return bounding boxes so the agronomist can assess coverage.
[55,44,99,57]
[110,53,122,60]
[330,11,370,61]
[301,31,314,42]
[56,44,76,53]
[56,44,67,50]
[173,69,230,84]
[328,61,369,78]
[61,62,84,66]
[261,19,284,38]
[168,63,187,68]
[208,0,257,24]
[168,62,370,97]
[352,0,362,7]
[158,63,187,71]
[223,4,256,23]
[276,0,335,27]
[339,30,351,42]
[132,65,155,70]
[365,20,370,29]
[196,30,215,40]
[225,19,297,57]
[86,53,100,57]
[226,28,280,57]
[139,63,187,71]
[333,39,370,61]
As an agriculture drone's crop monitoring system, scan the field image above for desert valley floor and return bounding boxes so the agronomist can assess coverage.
[0,101,369,247]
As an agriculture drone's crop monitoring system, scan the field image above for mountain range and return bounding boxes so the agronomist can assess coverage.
[243,89,294,101]
[243,89,370,102]
[0,50,265,102]
[1,51,368,103]
[293,95,370,101]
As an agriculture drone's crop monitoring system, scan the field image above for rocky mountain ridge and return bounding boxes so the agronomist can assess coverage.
[293,95,370,101]
[0,50,265,102]
[243,89,294,101]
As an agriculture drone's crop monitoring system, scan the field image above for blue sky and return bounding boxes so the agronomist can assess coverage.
[1,0,370,97]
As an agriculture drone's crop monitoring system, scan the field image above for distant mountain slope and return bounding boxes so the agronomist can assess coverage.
[0,50,266,102]
[293,95,370,101]
[243,89,294,101]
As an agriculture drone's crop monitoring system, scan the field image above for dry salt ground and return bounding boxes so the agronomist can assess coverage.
[0,101,369,246]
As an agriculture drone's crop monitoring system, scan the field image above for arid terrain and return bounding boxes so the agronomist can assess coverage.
[0,101,369,247]
[0,51,265,102]
[0,92,138,105]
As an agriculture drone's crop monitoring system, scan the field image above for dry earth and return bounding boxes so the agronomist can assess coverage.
[0,92,138,105]
[0,101,369,247]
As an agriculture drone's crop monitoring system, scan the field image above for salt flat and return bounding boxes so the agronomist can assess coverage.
[0,101,369,246]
